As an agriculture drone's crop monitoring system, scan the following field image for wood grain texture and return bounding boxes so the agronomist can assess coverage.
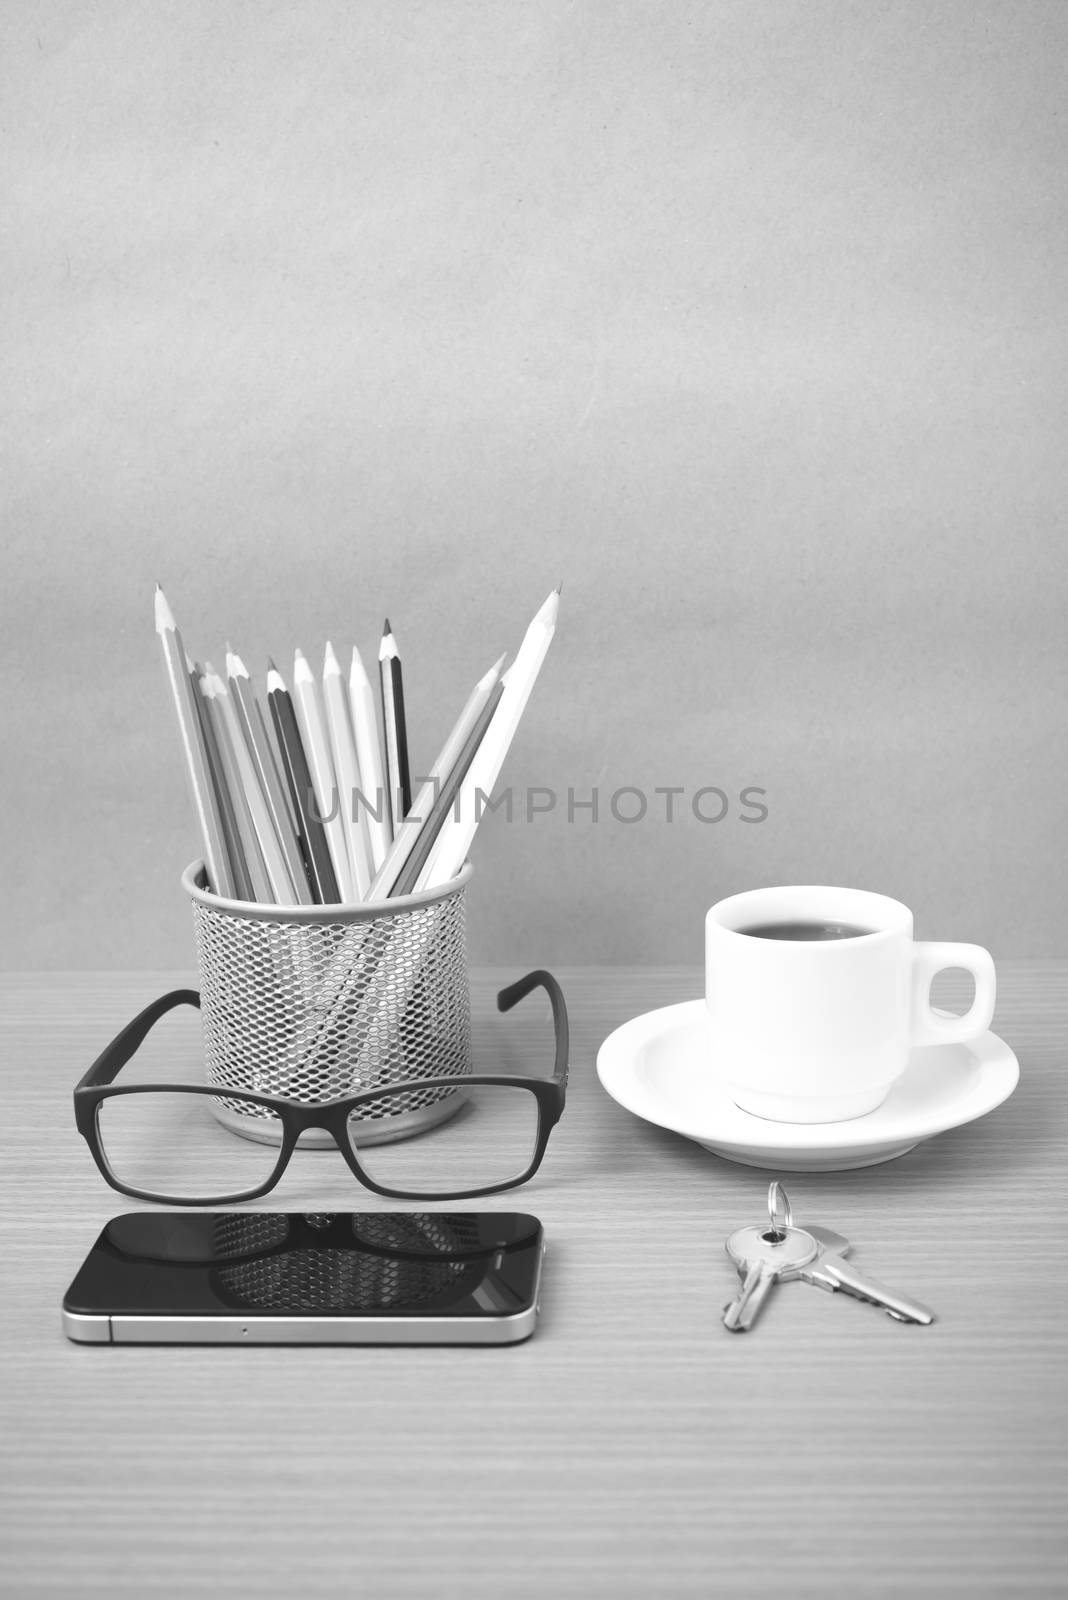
[1,964,1066,1599]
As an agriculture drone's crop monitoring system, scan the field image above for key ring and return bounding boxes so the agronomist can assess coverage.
[767,1181,792,1238]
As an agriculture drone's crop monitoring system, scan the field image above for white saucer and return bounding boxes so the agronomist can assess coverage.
[596,1001,1019,1172]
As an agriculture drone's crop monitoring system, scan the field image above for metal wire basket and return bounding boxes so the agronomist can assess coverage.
[213,1246,474,1312]
[182,861,473,1148]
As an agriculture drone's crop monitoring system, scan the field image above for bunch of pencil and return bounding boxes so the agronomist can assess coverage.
[155,585,561,905]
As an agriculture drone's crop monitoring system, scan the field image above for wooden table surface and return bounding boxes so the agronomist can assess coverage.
[1,964,1066,1599]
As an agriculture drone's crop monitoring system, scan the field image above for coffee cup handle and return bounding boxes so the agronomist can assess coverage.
[910,942,996,1048]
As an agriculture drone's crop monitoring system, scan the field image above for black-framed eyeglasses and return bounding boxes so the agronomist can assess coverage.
[74,970,568,1206]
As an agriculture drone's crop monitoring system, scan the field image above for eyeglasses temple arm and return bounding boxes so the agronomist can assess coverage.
[75,989,201,1090]
[496,969,569,1089]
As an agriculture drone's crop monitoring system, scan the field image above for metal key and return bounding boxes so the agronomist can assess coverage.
[722,1223,819,1332]
[785,1224,935,1325]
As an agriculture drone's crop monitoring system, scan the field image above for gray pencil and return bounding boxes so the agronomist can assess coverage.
[368,653,507,899]
[154,586,235,897]
[189,655,253,901]
[200,665,273,902]
[226,648,314,904]
[392,677,506,897]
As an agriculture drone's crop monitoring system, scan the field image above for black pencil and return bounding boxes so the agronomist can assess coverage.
[266,658,341,905]
[378,618,412,829]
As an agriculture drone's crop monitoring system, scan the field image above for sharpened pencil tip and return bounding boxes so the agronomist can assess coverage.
[535,588,561,628]
[266,655,278,672]
[323,640,340,672]
[154,585,176,633]
[556,580,563,595]
[479,651,509,689]
[382,617,392,636]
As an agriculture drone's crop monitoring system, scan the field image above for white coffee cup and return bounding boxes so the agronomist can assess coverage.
[705,885,996,1123]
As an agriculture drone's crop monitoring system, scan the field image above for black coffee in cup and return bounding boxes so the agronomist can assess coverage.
[739,920,874,941]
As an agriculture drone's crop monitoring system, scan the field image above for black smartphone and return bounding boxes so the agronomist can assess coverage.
[63,1211,544,1345]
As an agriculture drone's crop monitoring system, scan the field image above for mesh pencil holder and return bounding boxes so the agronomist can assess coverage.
[182,861,473,1149]
[207,1214,485,1312]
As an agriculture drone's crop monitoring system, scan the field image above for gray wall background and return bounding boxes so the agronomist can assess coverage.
[3,0,1066,971]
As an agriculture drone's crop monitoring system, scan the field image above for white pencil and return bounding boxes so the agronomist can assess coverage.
[322,642,374,898]
[367,652,507,900]
[292,649,358,902]
[416,589,560,889]
[154,586,236,897]
[200,666,274,902]
[348,645,391,869]
[226,649,313,904]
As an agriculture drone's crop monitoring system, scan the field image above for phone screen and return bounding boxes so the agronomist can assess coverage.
[64,1212,543,1342]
